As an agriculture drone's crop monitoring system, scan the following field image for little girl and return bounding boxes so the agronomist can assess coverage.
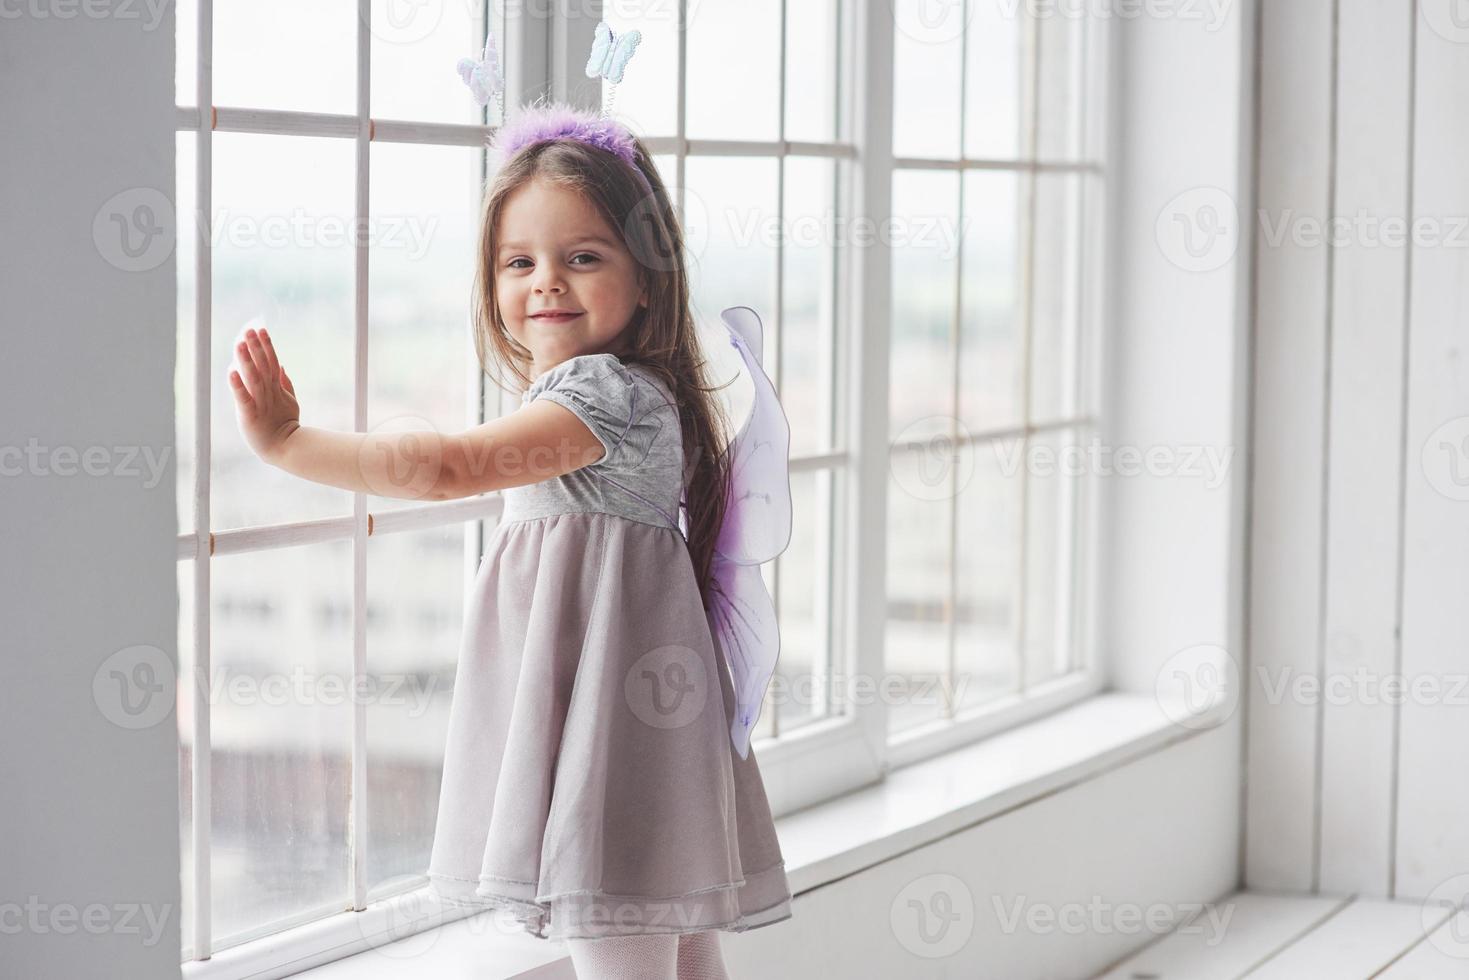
[227,101,793,979]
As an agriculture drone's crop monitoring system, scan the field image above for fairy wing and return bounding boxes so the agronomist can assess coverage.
[705,306,793,760]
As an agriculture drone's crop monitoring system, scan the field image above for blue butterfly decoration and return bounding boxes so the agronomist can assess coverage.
[456,31,504,109]
[585,19,641,85]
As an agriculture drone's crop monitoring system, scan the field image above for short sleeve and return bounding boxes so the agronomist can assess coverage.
[525,353,662,471]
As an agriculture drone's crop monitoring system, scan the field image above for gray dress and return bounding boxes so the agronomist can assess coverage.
[426,352,794,942]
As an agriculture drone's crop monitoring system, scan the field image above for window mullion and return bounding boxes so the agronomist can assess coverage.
[348,0,372,915]
[190,0,215,963]
[1015,4,1044,696]
[945,0,972,721]
[850,0,895,765]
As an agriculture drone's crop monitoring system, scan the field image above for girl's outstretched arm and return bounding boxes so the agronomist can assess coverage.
[228,325,604,501]
[228,325,455,501]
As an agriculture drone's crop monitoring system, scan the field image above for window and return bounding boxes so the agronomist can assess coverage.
[175,0,508,966]
[882,0,1108,767]
[175,0,1108,972]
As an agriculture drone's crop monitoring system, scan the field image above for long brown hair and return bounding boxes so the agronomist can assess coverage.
[470,125,734,611]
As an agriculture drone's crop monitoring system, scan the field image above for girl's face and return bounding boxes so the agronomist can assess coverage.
[495,177,648,377]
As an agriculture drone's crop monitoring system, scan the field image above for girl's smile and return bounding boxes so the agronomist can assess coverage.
[495,177,647,377]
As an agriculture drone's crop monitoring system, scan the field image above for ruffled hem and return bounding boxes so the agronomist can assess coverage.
[427,863,793,941]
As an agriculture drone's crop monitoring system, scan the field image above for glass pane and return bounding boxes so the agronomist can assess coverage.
[176,0,197,108]
[890,170,959,442]
[210,539,352,950]
[371,0,491,126]
[214,1,354,115]
[775,468,829,735]
[785,0,839,144]
[177,133,198,538]
[781,156,838,458]
[1023,428,1080,688]
[365,522,468,897]
[965,0,1025,160]
[1037,6,1085,161]
[958,170,1024,432]
[1029,174,1082,425]
[605,7,677,136]
[684,156,778,329]
[892,0,963,159]
[955,437,1021,712]
[211,133,356,530]
[687,0,781,142]
[886,447,953,736]
[367,141,482,511]
[178,558,196,962]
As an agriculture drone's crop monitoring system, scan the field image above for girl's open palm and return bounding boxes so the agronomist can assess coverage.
[227,326,301,465]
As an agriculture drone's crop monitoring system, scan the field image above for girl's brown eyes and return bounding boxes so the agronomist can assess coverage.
[505,253,599,270]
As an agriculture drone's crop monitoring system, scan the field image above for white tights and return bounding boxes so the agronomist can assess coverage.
[565,928,731,979]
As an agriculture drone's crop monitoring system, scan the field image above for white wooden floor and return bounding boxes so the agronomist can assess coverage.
[1089,891,1469,979]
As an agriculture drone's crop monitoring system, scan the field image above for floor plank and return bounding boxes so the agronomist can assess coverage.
[1240,898,1454,979]
[1091,891,1347,980]
[1373,909,1469,979]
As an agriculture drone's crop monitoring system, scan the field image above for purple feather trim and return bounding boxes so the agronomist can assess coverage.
[487,100,644,181]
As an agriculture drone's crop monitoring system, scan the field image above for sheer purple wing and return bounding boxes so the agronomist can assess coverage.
[709,558,779,761]
[706,306,793,759]
[713,306,792,564]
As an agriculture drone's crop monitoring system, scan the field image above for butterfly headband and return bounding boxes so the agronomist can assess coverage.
[456,19,650,193]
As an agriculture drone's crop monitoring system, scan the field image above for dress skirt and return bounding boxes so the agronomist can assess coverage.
[426,509,794,942]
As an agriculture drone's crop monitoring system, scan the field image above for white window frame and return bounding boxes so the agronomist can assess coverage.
[877,1,1113,773]
[175,1,1112,976]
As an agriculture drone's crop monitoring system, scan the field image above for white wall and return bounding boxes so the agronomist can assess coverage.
[731,725,1239,979]
[1102,0,1257,704]
[1247,0,1469,903]
[0,7,183,979]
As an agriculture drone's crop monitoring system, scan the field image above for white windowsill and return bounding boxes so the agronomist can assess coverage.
[188,691,1228,980]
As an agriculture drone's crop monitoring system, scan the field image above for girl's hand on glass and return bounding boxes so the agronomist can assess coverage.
[227,326,301,466]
